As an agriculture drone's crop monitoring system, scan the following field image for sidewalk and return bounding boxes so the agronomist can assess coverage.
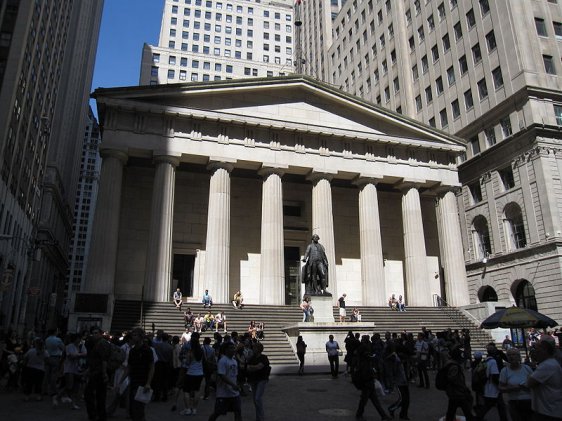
[0,371,501,421]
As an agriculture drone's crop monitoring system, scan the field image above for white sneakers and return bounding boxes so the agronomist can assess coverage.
[180,408,197,416]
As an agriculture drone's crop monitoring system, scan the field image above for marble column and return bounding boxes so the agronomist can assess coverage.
[144,155,179,302]
[308,172,337,295]
[401,185,431,306]
[436,190,470,306]
[258,168,285,305]
[83,149,128,294]
[356,178,386,306]
[203,162,233,303]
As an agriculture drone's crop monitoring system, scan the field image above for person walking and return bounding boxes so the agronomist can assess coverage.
[476,345,508,421]
[440,347,477,421]
[22,338,48,401]
[338,293,347,322]
[326,334,341,378]
[62,333,87,409]
[527,337,562,421]
[499,347,533,421]
[181,332,205,416]
[208,342,242,421]
[84,327,111,421]
[296,336,307,376]
[387,341,410,420]
[415,333,430,388]
[45,328,65,407]
[246,342,271,421]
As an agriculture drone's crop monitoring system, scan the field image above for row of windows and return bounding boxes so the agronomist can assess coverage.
[164,41,292,62]
[153,67,284,83]
[170,25,291,40]
[171,13,291,29]
[535,18,562,39]
[169,27,292,47]
[171,2,291,20]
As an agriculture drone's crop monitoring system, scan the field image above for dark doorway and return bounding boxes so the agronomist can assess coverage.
[515,280,537,311]
[173,254,195,297]
[284,246,301,305]
[480,286,498,302]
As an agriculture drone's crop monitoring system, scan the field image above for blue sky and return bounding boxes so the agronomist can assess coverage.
[90,0,164,115]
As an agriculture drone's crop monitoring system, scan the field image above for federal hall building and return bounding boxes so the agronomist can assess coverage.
[80,76,473,324]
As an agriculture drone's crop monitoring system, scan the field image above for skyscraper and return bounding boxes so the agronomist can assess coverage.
[0,0,104,331]
[301,0,562,321]
[139,0,296,85]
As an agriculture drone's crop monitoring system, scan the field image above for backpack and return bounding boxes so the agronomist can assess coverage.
[435,364,454,390]
[202,346,217,375]
[350,351,374,390]
[107,342,126,371]
[471,360,487,393]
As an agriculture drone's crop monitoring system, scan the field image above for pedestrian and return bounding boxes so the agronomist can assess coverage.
[439,347,477,421]
[476,344,508,421]
[202,336,217,400]
[45,328,65,407]
[344,331,360,375]
[300,296,311,322]
[208,341,242,421]
[62,333,87,409]
[152,332,173,402]
[296,335,307,375]
[387,341,410,420]
[22,338,48,401]
[499,348,533,421]
[246,342,271,421]
[181,332,205,416]
[326,334,340,378]
[173,287,183,311]
[415,332,430,388]
[527,337,562,421]
[84,326,111,421]
[338,293,347,322]
[120,328,154,421]
[353,336,391,421]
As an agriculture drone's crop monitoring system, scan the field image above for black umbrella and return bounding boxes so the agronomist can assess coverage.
[480,306,558,329]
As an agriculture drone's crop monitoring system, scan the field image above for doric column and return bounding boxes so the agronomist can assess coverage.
[258,167,285,305]
[204,161,234,303]
[436,189,470,306]
[144,155,179,302]
[401,184,431,306]
[308,172,337,295]
[355,177,385,306]
[83,149,128,294]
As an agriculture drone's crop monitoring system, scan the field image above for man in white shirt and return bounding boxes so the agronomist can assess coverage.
[476,346,508,421]
[527,337,562,421]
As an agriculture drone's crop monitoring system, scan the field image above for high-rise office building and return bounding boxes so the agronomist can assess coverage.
[139,0,296,85]
[0,0,104,331]
[301,0,562,321]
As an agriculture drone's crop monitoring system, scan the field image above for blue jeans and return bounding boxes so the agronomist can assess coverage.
[302,310,310,322]
[251,380,267,421]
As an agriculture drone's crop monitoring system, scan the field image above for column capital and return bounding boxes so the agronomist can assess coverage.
[353,174,384,188]
[100,148,128,164]
[153,154,180,167]
[258,164,287,178]
[431,184,462,198]
[395,179,425,193]
[207,160,235,173]
[306,170,336,184]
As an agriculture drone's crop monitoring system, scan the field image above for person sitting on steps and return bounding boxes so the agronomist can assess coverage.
[232,291,244,309]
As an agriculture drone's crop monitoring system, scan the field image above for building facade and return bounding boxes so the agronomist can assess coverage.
[301,0,562,321]
[79,76,471,329]
[0,0,103,332]
[139,0,296,85]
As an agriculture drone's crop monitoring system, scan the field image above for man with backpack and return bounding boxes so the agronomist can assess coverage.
[476,344,508,421]
[437,347,478,421]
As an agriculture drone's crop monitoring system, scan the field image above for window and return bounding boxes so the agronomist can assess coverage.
[470,137,481,156]
[169,55,177,65]
[151,66,158,76]
[170,29,177,37]
[425,85,433,103]
[452,99,460,118]
[384,86,390,102]
[169,40,176,48]
[535,18,547,36]
[421,55,429,73]
[382,59,388,74]
[436,76,444,94]
[484,127,496,146]
[492,67,504,88]
[418,26,425,42]
[500,117,512,138]
[439,108,449,127]
[473,216,492,258]
[153,53,160,63]
[415,95,422,111]
[472,43,482,63]
[466,9,476,28]
[191,73,198,81]
[428,14,435,31]
[554,22,562,39]
[486,30,497,51]
[167,69,175,79]
[192,60,199,68]
[478,78,488,99]
[442,34,450,51]
[459,55,468,74]
[215,63,222,71]
[429,117,436,127]
[555,104,562,125]
[543,55,556,74]
[180,57,188,66]
[504,203,526,249]
[226,65,232,73]
[405,8,412,24]
[172,5,178,13]
[432,45,439,62]
[479,0,490,15]
[450,0,458,8]
[454,22,462,40]
[380,34,385,48]
[464,89,474,109]
[412,64,419,80]
[179,70,187,80]
[447,66,455,85]
[393,77,400,92]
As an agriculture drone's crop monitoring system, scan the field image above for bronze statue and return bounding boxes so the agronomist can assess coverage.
[302,234,329,295]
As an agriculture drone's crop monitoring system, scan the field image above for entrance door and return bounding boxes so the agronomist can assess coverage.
[284,246,301,305]
[173,254,195,297]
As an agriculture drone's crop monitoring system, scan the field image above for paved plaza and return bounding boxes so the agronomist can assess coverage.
[0,370,502,421]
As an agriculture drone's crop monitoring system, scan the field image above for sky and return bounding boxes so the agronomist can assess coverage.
[89,0,164,116]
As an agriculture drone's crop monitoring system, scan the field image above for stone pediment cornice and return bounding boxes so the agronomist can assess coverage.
[99,97,465,153]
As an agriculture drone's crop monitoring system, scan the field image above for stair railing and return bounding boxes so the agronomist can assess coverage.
[432,294,477,332]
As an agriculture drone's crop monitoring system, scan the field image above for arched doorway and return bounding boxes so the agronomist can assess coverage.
[514,280,537,311]
[478,286,498,303]
[478,286,498,302]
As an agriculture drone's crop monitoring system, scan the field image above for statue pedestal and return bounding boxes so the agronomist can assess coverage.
[308,294,334,323]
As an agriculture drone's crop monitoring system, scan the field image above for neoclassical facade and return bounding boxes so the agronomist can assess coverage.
[82,76,470,320]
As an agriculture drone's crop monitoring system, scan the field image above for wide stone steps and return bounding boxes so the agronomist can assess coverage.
[111,301,491,366]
